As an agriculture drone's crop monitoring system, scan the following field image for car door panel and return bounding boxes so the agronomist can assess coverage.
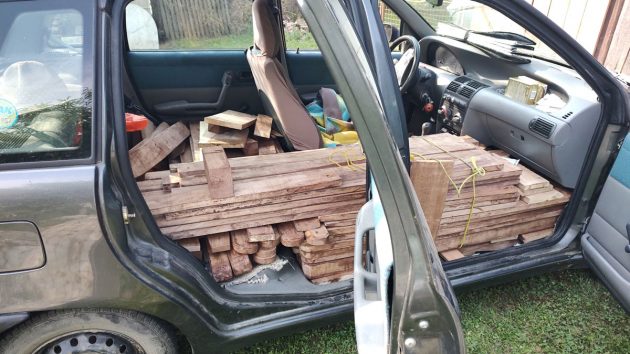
[286,51,337,97]
[582,133,630,310]
[126,50,263,121]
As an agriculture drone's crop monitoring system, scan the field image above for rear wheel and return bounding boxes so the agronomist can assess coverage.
[0,309,178,354]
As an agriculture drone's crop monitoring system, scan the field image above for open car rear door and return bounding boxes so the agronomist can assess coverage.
[582,132,630,311]
[296,1,465,353]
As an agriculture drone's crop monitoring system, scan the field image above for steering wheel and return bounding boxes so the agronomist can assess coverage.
[390,35,421,93]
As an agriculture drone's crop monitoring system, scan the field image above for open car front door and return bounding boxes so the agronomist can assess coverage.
[581,132,630,311]
[298,1,465,353]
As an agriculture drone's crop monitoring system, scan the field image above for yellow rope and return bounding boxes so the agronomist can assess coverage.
[411,137,486,248]
[328,144,366,171]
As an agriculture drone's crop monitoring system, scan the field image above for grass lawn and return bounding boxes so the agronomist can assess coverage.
[238,270,630,353]
[160,30,317,51]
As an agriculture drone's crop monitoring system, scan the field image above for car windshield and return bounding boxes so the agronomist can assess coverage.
[411,0,566,65]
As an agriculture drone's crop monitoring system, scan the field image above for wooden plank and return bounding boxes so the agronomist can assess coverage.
[242,138,259,156]
[189,121,203,162]
[277,222,305,247]
[305,226,330,245]
[521,189,564,204]
[301,256,354,279]
[230,230,259,254]
[246,225,276,242]
[144,168,344,215]
[129,122,190,177]
[178,238,200,252]
[157,191,364,229]
[435,216,558,251]
[206,233,231,253]
[167,199,365,238]
[410,159,454,239]
[258,140,278,155]
[253,114,273,138]
[294,218,321,232]
[202,147,234,198]
[519,228,554,243]
[227,249,253,276]
[199,121,248,149]
[319,212,359,223]
[439,249,465,261]
[204,110,257,130]
[180,142,194,163]
[209,252,233,282]
[518,167,550,191]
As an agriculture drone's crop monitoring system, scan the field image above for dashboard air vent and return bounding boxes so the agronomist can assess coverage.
[467,80,486,89]
[454,76,470,83]
[459,86,475,98]
[446,81,461,92]
[529,118,556,138]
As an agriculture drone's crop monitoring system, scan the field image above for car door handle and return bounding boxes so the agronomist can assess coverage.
[153,71,233,116]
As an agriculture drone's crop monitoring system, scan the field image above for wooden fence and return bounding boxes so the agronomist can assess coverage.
[150,0,251,41]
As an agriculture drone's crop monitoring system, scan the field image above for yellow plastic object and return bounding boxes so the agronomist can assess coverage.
[330,130,359,145]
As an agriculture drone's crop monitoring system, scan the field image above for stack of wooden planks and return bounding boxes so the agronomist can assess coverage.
[131,115,571,283]
[410,134,571,261]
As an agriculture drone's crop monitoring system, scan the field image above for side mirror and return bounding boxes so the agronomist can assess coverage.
[426,0,444,6]
[383,24,400,43]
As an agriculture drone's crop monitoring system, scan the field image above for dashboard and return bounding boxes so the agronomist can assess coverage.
[411,36,602,189]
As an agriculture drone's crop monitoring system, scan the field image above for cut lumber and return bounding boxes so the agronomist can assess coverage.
[209,252,233,282]
[228,250,253,276]
[301,256,354,279]
[439,249,465,261]
[180,142,194,163]
[242,138,259,156]
[254,114,273,138]
[202,147,234,198]
[178,238,200,252]
[294,218,321,232]
[519,228,554,243]
[277,222,305,247]
[246,225,276,242]
[305,226,330,245]
[258,140,278,155]
[189,121,203,162]
[199,121,248,149]
[521,189,564,204]
[130,122,190,177]
[518,167,550,191]
[230,230,259,254]
[206,233,231,253]
[253,253,277,265]
[205,110,257,130]
[410,159,454,239]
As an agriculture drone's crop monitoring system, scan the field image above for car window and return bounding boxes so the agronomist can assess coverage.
[401,0,566,64]
[281,0,318,50]
[0,0,93,164]
[126,0,253,51]
[379,1,402,42]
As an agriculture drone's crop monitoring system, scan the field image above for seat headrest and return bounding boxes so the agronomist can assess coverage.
[252,0,279,57]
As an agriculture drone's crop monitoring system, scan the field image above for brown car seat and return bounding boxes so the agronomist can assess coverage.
[246,0,322,151]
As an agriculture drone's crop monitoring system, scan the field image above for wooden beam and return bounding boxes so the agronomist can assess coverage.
[253,114,273,138]
[205,110,257,130]
[202,147,234,199]
[129,122,190,178]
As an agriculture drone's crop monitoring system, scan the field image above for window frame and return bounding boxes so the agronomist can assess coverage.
[0,0,97,169]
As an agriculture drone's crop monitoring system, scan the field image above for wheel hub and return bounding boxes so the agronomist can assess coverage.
[41,332,139,354]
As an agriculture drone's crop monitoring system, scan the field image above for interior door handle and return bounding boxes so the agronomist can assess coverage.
[153,71,233,116]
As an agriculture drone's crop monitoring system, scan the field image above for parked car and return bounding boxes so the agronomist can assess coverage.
[0,0,627,353]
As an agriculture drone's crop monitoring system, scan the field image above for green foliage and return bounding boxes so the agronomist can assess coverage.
[238,270,630,353]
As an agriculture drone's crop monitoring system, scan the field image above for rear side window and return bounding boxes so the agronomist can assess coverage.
[0,0,94,164]
[126,0,253,50]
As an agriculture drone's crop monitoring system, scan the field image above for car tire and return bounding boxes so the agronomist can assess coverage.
[0,308,178,354]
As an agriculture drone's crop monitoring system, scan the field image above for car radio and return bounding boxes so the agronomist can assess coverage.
[437,76,488,135]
